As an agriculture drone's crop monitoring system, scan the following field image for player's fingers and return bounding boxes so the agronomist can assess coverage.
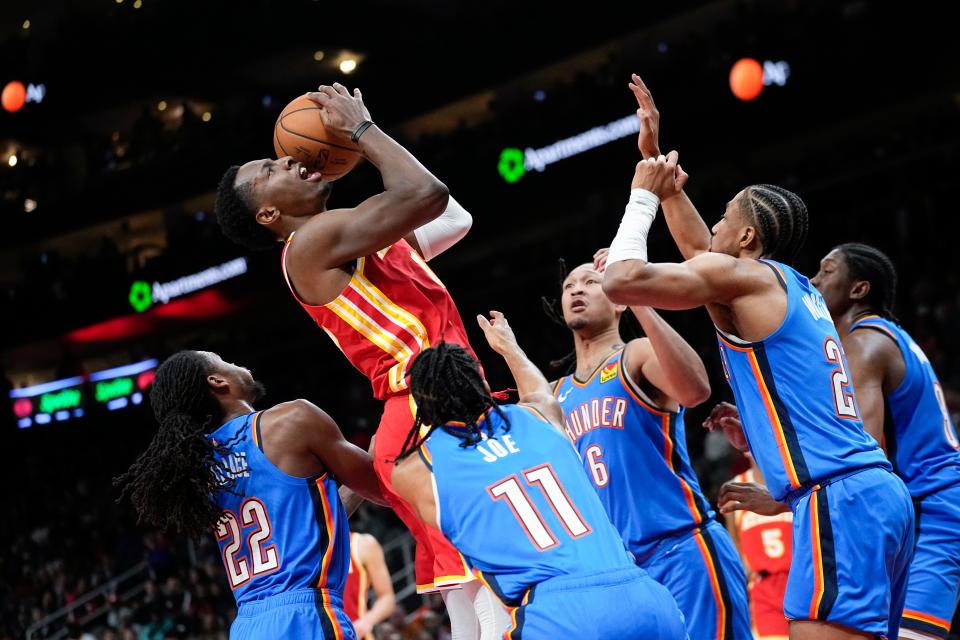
[353,88,362,100]
[476,314,490,330]
[332,82,350,96]
[719,501,743,514]
[666,150,679,167]
[316,85,338,98]
[719,417,742,429]
[306,91,331,105]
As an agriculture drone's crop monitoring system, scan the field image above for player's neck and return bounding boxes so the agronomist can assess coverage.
[220,400,256,426]
[572,326,623,378]
[835,303,874,337]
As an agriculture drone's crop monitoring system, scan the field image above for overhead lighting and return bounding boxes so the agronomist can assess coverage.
[339,58,357,74]
[22,19,31,30]
[24,198,37,213]
[133,0,142,7]
[313,50,325,62]
[201,111,212,122]
[8,154,17,167]
[157,100,167,111]
[115,0,124,4]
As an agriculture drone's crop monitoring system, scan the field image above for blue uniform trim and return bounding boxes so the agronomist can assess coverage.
[667,412,711,524]
[700,525,735,639]
[901,617,949,639]
[752,341,812,486]
[813,485,839,620]
[307,475,332,589]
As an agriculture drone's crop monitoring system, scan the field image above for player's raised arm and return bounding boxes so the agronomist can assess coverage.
[476,311,566,433]
[601,152,754,310]
[286,399,388,506]
[628,305,711,408]
[288,84,449,268]
[405,194,473,261]
[630,73,711,259]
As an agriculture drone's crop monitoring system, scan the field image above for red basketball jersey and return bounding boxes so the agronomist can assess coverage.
[734,470,794,575]
[343,533,368,623]
[282,235,477,400]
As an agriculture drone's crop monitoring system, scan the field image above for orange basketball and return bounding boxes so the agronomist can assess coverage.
[273,94,362,181]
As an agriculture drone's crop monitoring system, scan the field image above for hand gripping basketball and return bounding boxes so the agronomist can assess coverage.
[306,83,372,140]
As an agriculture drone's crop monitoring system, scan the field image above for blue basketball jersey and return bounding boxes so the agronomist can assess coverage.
[716,260,889,501]
[423,404,636,606]
[850,315,960,497]
[209,411,350,607]
[554,347,714,558]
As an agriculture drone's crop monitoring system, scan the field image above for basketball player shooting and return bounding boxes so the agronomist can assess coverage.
[213,83,509,639]
[598,74,916,640]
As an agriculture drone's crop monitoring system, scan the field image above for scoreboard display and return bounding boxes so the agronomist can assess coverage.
[10,358,157,428]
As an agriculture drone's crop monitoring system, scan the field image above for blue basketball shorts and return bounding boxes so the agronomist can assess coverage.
[639,520,753,640]
[784,467,915,638]
[900,482,960,639]
[503,565,688,639]
[231,589,355,640]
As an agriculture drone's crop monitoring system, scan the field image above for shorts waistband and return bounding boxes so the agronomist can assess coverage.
[783,464,889,507]
[533,565,646,595]
[236,589,344,617]
[634,519,718,565]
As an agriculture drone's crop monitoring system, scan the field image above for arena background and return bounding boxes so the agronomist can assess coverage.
[2,0,958,638]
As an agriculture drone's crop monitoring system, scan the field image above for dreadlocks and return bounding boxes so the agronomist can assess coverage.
[214,165,277,252]
[741,184,810,265]
[835,242,899,322]
[114,351,238,538]
[395,343,509,462]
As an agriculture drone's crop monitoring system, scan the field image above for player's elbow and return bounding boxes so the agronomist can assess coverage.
[602,264,645,304]
[414,180,450,224]
[678,380,712,408]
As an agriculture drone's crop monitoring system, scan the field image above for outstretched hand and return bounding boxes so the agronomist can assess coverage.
[305,83,372,140]
[631,151,688,200]
[593,248,609,272]
[629,73,661,159]
[477,311,520,357]
[703,401,750,452]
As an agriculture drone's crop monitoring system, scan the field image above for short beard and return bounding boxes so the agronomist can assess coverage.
[566,317,588,331]
[250,380,267,403]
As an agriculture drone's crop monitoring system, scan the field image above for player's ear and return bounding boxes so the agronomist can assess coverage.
[207,374,229,392]
[849,279,870,302]
[256,205,280,226]
[740,225,760,251]
[614,304,628,315]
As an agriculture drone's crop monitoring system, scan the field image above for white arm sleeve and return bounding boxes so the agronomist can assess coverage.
[413,195,473,261]
[606,188,660,265]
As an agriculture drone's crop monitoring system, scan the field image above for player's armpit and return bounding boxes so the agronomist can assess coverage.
[290,400,388,506]
[391,454,438,529]
[603,252,747,310]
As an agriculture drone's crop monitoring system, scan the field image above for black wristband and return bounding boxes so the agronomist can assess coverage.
[351,120,374,143]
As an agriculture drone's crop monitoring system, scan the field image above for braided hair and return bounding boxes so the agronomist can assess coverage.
[114,351,241,538]
[214,165,277,252]
[395,343,509,462]
[741,184,810,265]
[835,242,899,322]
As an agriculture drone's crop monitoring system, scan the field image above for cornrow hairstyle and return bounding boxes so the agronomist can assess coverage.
[835,242,899,322]
[114,351,244,538]
[395,343,510,462]
[214,165,277,252]
[542,258,641,374]
[742,184,810,265]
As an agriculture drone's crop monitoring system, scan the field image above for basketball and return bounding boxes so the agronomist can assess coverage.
[273,94,362,181]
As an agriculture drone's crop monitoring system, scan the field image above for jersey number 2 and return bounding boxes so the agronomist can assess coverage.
[488,464,592,551]
[824,338,859,419]
[216,498,280,589]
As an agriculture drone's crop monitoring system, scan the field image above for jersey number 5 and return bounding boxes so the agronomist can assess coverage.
[824,338,859,419]
[216,498,280,589]
[488,464,592,551]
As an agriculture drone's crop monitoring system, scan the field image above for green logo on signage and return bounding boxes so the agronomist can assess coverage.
[39,388,83,414]
[96,377,134,403]
[129,281,152,313]
[497,148,526,184]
